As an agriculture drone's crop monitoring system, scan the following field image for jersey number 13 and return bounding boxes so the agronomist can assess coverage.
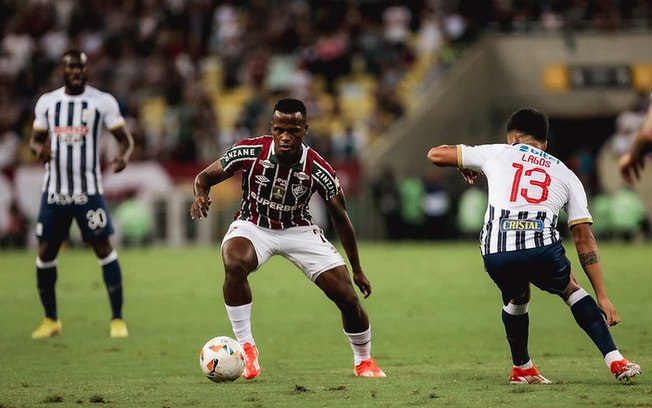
[509,163,551,204]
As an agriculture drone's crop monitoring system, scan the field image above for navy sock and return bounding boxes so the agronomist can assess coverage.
[36,263,58,319]
[570,295,617,356]
[502,310,530,366]
[101,256,123,320]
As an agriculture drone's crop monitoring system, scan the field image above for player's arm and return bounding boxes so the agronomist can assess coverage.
[30,129,51,164]
[324,191,371,298]
[427,144,482,184]
[569,222,620,326]
[619,104,652,183]
[109,126,134,173]
[190,160,232,220]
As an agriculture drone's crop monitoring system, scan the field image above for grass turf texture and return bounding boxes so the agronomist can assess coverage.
[0,242,650,407]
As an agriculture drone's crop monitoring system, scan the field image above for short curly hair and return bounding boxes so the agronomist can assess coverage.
[506,108,549,142]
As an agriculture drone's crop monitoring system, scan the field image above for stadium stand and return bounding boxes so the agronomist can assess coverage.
[1,0,652,244]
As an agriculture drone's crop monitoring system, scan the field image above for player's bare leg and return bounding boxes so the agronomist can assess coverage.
[316,266,385,377]
[91,237,127,338]
[221,237,260,379]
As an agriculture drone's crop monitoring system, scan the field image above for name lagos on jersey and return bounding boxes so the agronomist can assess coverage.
[53,125,89,145]
[518,145,560,168]
[499,219,544,232]
[47,192,89,205]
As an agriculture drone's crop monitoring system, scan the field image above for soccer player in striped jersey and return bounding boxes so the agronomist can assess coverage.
[190,98,385,379]
[619,93,652,183]
[428,108,640,383]
[29,50,134,339]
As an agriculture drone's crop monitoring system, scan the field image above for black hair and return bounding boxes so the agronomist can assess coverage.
[273,98,307,118]
[506,108,549,142]
[62,49,87,65]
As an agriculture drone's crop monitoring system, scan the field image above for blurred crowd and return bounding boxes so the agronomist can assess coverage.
[2,0,652,246]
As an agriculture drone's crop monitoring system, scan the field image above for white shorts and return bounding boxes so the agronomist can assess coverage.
[221,220,346,281]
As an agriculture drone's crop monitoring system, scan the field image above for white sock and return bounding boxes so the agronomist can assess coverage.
[503,302,529,315]
[344,326,371,365]
[516,359,533,370]
[604,350,624,368]
[225,303,254,345]
[565,288,589,307]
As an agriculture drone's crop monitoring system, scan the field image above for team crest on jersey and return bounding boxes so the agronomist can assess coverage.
[499,219,544,232]
[261,159,274,169]
[295,171,309,181]
[255,175,270,186]
[81,108,90,122]
[272,186,286,200]
[291,184,307,199]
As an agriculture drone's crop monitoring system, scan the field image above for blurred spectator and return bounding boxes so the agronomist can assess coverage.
[0,126,20,171]
[1,200,28,248]
[372,167,403,240]
[610,186,647,241]
[113,198,153,247]
[421,168,452,240]
[456,185,487,239]
[568,143,596,194]
[399,174,425,239]
[332,123,365,160]
[382,1,412,47]
[590,190,613,240]
[609,94,649,158]
[416,6,444,59]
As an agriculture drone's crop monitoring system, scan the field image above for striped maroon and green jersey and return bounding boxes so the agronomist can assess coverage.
[220,135,341,229]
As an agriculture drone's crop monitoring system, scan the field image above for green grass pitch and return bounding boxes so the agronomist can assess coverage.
[1,241,650,407]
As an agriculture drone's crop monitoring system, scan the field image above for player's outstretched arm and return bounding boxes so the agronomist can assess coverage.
[570,222,620,326]
[427,144,482,184]
[427,144,458,167]
[190,160,231,220]
[325,191,371,298]
[110,126,134,173]
[30,129,51,164]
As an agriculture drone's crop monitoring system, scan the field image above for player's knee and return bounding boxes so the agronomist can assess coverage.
[562,280,582,301]
[223,257,254,280]
[564,287,589,306]
[92,239,114,259]
[334,291,362,314]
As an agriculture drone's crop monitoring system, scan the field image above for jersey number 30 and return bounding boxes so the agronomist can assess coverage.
[510,163,551,204]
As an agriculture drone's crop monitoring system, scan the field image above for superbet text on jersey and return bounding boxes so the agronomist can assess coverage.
[219,136,341,229]
[458,143,592,255]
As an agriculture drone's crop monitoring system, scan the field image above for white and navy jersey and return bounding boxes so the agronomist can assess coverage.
[220,135,341,229]
[33,85,125,197]
[458,143,592,255]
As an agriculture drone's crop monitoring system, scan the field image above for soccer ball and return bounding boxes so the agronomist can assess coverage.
[199,336,245,382]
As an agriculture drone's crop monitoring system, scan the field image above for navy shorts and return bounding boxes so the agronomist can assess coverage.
[482,241,571,303]
[36,192,115,243]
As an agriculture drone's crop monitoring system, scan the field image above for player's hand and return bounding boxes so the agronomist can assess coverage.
[618,153,643,184]
[352,268,372,298]
[34,142,51,164]
[597,297,620,327]
[112,155,128,173]
[459,168,483,185]
[190,194,212,219]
